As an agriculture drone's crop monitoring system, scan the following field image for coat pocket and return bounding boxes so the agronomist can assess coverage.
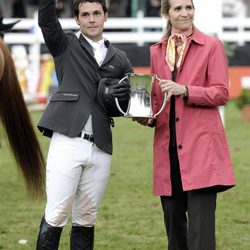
[50,92,80,102]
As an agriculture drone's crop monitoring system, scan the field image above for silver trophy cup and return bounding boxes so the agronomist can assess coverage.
[115,73,167,118]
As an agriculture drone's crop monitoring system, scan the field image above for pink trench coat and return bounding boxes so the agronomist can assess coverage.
[150,28,236,196]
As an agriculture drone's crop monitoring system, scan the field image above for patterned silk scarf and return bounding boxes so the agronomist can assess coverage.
[165,33,187,72]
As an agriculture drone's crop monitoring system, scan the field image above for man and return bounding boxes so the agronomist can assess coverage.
[36,0,133,249]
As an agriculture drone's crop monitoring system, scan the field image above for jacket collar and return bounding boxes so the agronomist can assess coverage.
[77,31,95,57]
[156,27,205,47]
[76,31,116,66]
[190,28,206,46]
[151,28,206,78]
[103,40,116,65]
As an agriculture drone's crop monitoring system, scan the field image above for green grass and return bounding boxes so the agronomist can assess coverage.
[0,101,249,249]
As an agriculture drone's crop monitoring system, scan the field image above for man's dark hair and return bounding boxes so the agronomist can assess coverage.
[73,0,108,17]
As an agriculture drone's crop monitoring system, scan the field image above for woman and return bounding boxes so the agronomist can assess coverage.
[136,0,236,249]
[0,33,45,198]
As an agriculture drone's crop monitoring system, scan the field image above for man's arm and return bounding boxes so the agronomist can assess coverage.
[39,0,68,57]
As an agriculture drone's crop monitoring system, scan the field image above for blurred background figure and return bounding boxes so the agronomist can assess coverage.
[145,0,161,33]
[108,0,131,17]
[234,0,248,17]
[12,0,26,18]
[55,0,64,17]
[0,4,3,17]
[145,0,161,17]
[223,0,248,17]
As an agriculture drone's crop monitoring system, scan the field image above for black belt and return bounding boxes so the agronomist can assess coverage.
[77,133,94,142]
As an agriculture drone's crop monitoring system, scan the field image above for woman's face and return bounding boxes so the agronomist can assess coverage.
[166,0,194,32]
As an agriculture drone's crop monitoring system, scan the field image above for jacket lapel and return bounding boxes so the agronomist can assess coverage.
[78,34,115,67]
[102,40,115,65]
[78,34,95,59]
[77,33,118,82]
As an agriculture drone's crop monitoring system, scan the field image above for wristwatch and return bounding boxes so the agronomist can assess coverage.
[183,86,189,97]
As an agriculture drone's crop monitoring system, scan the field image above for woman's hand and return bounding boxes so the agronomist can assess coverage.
[159,80,186,99]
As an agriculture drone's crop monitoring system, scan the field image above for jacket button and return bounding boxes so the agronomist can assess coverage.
[176,117,180,122]
[178,144,183,150]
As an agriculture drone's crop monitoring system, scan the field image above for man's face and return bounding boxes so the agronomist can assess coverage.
[75,2,108,42]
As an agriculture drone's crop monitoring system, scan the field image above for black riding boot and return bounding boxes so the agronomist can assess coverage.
[36,217,63,250]
[70,226,94,250]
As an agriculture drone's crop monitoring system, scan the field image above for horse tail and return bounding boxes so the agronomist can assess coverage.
[0,39,45,199]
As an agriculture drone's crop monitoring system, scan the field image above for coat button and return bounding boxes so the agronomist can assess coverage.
[176,117,180,122]
[178,144,183,150]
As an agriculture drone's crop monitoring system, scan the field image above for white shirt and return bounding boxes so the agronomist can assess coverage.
[75,31,108,134]
[84,35,108,66]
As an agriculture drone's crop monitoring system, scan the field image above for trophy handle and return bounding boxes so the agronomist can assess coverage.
[114,75,129,115]
[153,76,168,118]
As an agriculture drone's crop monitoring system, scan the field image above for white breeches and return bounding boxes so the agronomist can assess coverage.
[44,132,111,228]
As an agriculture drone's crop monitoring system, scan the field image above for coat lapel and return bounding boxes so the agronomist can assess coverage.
[102,40,115,65]
[78,34,115,67]
[78,34,95,59]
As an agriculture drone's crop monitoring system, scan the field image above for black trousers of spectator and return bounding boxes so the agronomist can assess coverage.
[160,147,217,250]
